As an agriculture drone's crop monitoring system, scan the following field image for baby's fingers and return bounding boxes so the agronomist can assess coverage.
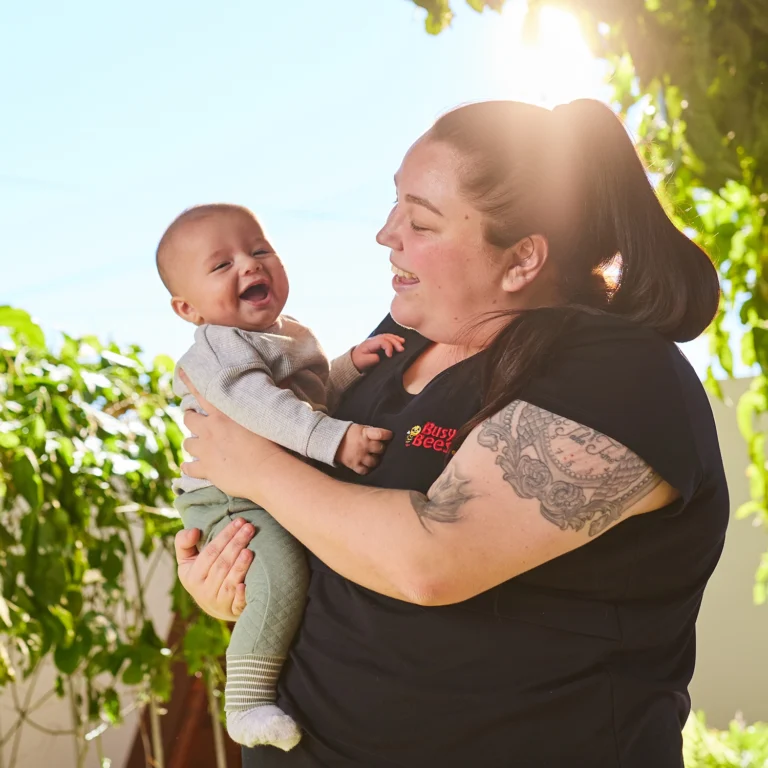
[362,454,380,470]
[363,427,393,442]
[367,440,387,455]
[387,334,406,352]
[379,334,406,355]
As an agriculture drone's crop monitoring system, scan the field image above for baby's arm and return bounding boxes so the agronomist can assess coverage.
[178,326,392,471]
[326,334,406,412]
[178,325,352,466]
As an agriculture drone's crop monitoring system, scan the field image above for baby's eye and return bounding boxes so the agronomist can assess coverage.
[252,248,270,257]
[212,261,229,272]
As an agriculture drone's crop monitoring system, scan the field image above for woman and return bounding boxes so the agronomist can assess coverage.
[176,99,728,767]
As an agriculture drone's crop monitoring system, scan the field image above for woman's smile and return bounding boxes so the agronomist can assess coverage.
[391,262,420,292]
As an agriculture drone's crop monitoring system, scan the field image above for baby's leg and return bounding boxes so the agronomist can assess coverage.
[224,500,309,751]
[175,485,232,545]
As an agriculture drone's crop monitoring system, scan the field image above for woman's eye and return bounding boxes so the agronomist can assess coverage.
[410,221,428,232]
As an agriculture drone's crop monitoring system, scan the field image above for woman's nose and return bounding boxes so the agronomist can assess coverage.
[376,207,402,250]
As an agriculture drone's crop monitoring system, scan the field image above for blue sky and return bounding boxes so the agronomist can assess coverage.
[1,0,712,371]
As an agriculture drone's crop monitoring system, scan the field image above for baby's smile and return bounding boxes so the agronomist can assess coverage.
[240,278,271,306]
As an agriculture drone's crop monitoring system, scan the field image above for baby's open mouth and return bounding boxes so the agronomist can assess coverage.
[240,283,270,303]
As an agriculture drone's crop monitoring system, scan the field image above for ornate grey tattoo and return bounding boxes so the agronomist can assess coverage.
[409,464,477,531]
[477,402,661,537]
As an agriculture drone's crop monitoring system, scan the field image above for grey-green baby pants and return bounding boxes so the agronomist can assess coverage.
[175,486,309,714]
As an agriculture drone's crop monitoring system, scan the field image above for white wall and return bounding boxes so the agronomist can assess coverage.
[689,377,768,727]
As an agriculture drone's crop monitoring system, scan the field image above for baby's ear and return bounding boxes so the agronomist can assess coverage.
[171,297,203,325]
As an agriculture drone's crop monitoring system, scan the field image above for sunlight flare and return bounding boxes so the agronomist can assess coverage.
[490,5,608,108]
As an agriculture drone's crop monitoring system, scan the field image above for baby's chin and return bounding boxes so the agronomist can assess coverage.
[200,306,283,332]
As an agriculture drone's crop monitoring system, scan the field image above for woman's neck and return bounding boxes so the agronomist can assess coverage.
[401,341,480,395]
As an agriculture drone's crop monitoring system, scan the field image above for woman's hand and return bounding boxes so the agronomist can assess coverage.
[178,369,285,503]
[174,518,255,621]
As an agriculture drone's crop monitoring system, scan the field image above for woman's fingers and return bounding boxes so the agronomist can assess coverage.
[178,369,217,414]
[184,409,207,437]
[177,368,198,396]
[181,457,205,478]
[207,523,256,592]
[232,583,247,617]
[173,519,255,623]
[183,436,198,459]
[175,527,201,565]
[218,548,254,608]
[192,518,253,582]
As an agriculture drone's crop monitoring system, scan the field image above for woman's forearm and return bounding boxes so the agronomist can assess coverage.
[246,450,444,603]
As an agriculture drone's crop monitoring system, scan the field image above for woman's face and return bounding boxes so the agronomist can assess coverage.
[376,137,517,345]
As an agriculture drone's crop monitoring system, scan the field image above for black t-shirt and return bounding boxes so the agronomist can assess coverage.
[245,312,729,768]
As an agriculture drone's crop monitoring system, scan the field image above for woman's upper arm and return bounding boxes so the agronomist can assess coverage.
[413,399,679,605]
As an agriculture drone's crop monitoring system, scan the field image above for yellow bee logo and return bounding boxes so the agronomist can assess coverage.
[405,424,422,444]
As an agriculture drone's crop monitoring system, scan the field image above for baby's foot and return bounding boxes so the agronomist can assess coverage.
[227,705,301,751]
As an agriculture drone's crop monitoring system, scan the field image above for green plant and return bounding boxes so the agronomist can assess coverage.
[684,711,768,767]
[0,307,229,768]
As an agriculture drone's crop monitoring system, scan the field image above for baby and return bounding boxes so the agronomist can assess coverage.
[156,203,404,750]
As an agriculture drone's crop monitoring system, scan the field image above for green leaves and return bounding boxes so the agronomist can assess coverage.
[102,687,121,724]
[410,0,506,33]
[683,710,768,767]
[0,594,13,628]
[10,448,43,511]
[0,306,45,349]
[411,0,452,34]
[181,614,231,676]
[0,316,229,756]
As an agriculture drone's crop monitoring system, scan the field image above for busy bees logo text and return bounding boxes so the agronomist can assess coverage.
[405,422,457,454]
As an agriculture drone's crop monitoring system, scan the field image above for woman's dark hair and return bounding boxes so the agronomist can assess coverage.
[428,99,721,445]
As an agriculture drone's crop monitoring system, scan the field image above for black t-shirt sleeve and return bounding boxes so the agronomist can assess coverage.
[517,314,705,505]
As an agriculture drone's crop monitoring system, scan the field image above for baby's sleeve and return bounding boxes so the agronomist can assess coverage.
[178,325,351,466]
[326,349,364,414]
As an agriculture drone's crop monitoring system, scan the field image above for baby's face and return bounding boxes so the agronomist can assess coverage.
[168,209,289,331]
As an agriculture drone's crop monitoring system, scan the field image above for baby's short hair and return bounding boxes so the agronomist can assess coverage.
[156,203,256,294]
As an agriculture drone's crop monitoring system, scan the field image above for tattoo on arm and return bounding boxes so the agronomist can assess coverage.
[409,464,477,531]
[477,402,662,537]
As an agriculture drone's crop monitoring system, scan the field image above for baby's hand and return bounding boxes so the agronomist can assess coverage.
[336,424,393,475]
[351,334,405,372]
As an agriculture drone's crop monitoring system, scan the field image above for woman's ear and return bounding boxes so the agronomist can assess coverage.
[501,235,550,294]
[171,296,204,325]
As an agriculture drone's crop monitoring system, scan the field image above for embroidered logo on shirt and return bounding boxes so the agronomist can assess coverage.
[405,422,457,454]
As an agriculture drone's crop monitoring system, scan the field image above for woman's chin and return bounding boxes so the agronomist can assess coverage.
[390,299,420,331]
